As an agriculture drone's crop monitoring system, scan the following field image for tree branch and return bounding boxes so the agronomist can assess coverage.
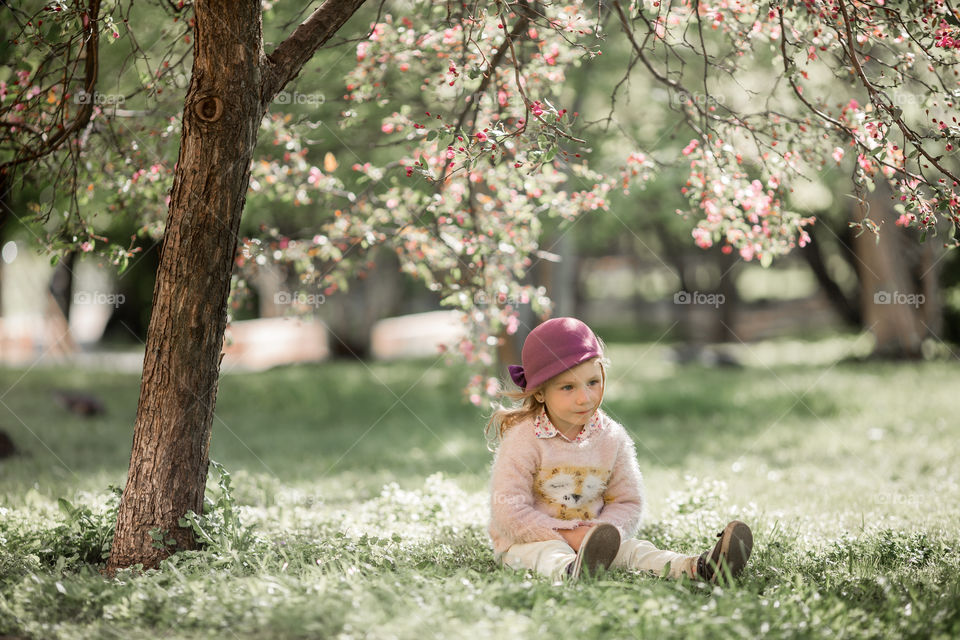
[454,11,530,133]
[0,0,101,174]
[835,0,960,187]
[262,0,369,102]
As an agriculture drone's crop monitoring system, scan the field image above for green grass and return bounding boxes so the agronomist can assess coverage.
[1,337,959,638]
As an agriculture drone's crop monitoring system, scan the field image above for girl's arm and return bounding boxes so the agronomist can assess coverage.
[594,430,645,539]
[490,428,579,545]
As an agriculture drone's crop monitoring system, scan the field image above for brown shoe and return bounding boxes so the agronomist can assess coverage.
[568,523,620,579]
[697,520,753,582]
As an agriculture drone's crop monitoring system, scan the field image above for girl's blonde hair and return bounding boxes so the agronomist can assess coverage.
[484,355,608,449]
[484,386,546,448]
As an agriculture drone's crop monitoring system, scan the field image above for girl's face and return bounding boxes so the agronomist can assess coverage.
[537,358,604,437]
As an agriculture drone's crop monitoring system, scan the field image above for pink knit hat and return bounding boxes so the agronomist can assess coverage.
[508,317,603,390]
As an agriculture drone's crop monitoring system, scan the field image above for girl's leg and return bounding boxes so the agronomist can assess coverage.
[499,540,576,580]
[610,538,698,579]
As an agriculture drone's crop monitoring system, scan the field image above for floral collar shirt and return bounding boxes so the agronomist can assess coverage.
[532,409,605,444]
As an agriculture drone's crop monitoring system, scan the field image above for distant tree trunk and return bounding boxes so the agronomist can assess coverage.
[715,249,740,342]
[851,187,926,359]
[0,172,9,315]
[100,237,161,342]
[652,221,694,340]
[323,248,405,358]
[108,0,367,573]
[539,232,577,318]
[254,262,287,318]
[799,224,860,326]
[49,251,76,321]
[918,241,943,339]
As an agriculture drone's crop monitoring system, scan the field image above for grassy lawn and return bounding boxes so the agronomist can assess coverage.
[1,337,959,638]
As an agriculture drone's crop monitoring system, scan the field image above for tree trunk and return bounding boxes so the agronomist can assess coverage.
[851,187,924,359]
[49,251,76,321]
[799,224,860,326]
[107,0,266,572]
[0,172,9,315]
[108,0,368,573]
[715,249,740,342]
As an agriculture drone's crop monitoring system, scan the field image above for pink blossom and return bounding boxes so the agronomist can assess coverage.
[544,44,560,65]
[80,241,93,253]
[704,199,721,223]
[832,147,844,163]
[682,139,699,156]
[476,131,488,142]
[692,226,713,248]
[356,41,369,61]
[725,228,745,245]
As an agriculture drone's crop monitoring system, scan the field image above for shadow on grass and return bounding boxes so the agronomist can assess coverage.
[0,353,856,493]
[604,364,845,467]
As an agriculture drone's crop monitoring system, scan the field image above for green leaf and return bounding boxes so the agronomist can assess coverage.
[57,498,75,517]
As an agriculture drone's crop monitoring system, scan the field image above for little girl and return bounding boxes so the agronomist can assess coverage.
[487,317,753,581]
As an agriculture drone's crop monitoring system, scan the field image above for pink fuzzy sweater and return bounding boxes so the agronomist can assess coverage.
[488,409,645,555]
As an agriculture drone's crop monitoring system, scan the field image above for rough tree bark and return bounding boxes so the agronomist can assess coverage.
[108,0,367,573]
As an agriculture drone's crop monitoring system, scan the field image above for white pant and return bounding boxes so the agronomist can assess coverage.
[500,538,697,581]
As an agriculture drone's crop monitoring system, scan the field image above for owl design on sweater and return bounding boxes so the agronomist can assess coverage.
[535,465,610,520]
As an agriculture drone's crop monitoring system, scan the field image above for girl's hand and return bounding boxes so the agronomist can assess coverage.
[557,523,594,552]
